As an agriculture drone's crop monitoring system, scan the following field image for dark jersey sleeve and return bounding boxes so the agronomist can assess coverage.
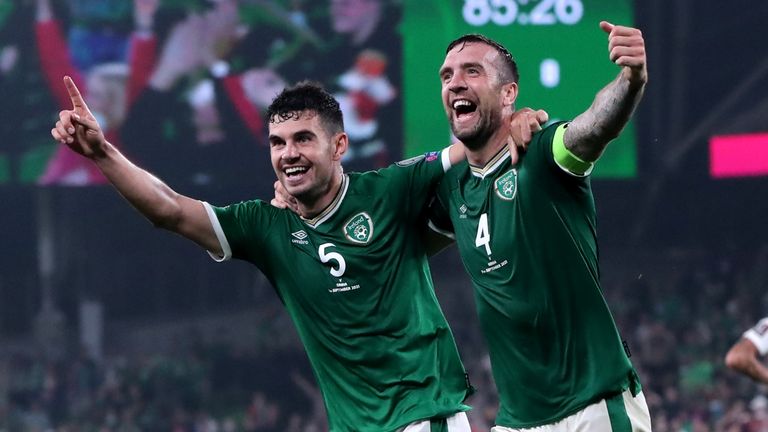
[375,149,449,221]
[426,176,455,239]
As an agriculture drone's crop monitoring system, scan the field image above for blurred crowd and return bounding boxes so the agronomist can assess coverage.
[2,244,768,431]
[0,0,401,187]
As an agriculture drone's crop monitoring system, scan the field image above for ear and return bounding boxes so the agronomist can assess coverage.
[501,82,518,108]
[332,132,349,161]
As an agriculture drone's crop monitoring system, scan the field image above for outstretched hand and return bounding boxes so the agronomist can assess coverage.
[51,76,107,159]
[600,21,647,84]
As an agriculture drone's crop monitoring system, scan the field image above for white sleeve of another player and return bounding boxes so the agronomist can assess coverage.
[743,317,768,356]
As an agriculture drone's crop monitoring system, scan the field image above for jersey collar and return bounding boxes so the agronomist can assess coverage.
[301,174,349,229]
[469,147,510,179]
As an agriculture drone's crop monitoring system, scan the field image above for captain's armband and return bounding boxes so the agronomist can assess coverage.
[552,124,594,177]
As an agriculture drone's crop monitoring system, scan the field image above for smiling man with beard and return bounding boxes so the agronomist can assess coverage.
[428,24,652,432]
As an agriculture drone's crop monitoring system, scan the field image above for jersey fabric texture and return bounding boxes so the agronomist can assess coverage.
[744,317,768,355]
[205,150,471,432]
[429,123,640,428]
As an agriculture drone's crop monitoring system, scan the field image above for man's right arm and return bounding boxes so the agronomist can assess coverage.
[52,76,222,255]
[725,338,768,384]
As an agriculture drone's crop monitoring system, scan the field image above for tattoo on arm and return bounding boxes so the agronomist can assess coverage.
[565,74,645,162]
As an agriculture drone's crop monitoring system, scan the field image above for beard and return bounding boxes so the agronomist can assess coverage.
[450,109,502,151]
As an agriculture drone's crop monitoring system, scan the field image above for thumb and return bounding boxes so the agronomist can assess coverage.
[599,21,614,35]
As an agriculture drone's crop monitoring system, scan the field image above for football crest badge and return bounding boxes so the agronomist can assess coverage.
[344,212,374,244]
[494,169,518,200]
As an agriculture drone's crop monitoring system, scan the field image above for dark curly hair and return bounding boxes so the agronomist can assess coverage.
[266,81,344,136]
[446,34,519,84]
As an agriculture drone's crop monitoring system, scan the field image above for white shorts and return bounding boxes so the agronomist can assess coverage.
[401,412,471,432]
[491,390,651,432]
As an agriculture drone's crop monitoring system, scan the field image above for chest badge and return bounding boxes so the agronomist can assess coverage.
[494,169,518,201]
[344,212,374,244]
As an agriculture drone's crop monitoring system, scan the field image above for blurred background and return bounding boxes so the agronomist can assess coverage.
[1,0,767,430]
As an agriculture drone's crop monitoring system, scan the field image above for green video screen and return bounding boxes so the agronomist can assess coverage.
[402,0,637,178]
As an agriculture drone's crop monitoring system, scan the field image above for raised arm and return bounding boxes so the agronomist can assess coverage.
[565,21,647,162]
[52,76,222,254]
[725,338,768,384]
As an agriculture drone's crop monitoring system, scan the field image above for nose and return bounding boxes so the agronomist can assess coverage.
[282,141,300,161]
[447,73,467,94]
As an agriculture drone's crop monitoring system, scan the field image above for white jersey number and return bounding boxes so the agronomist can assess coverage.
[475,213,492,256]
[319,243,346,277]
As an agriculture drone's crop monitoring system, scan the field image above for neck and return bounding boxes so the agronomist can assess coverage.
[297,169,344,219]
[465,127,516,167]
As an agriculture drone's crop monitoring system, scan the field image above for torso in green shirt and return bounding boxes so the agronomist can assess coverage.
[207,151,471,431]
[429,124,639,428]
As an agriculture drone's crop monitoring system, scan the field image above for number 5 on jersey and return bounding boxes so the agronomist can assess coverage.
[319,243,346,277]
[476,213,492,256]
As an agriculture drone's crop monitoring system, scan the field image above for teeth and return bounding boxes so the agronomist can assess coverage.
[453,100,472,109]
[285,167,308,175]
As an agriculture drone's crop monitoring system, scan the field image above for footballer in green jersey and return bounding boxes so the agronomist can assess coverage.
[429,123,640,428]
[429,26,652,431]
[203,152,474,430]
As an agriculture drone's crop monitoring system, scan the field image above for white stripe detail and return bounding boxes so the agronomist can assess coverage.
[441,146,453,172]
[490,389,651,432]
[303,174,349,228]
[400,412,470,432]
[471,150,511,179]
[202,201,232,262]
[428,219,455,240]
[554,156,594,177]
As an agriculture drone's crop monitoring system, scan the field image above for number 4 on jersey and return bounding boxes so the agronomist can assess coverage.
[475,213,492,256]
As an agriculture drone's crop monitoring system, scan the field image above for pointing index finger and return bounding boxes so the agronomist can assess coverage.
[63,76,88,110]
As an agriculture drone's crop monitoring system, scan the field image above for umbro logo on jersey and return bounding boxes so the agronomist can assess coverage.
[344,212,373,244]
[459,204,468,219]
[494,169,518,201]
[291,230,309,245]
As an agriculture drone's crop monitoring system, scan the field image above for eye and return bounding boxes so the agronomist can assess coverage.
[441,72,452,83]
[467,67,480,75]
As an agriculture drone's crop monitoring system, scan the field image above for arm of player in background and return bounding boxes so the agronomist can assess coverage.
[51,76,222,255]
[564,21,647,162]
[725,338,768,384]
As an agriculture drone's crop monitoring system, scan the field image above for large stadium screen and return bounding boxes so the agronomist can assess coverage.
[402,0,637,178]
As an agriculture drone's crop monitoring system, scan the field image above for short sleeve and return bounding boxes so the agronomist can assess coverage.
[426,179,455,239]
[743,318,768,356]
[203,200,278,262]
[377,148,451,220]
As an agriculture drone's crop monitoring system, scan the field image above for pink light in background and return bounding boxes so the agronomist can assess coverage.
[709,133,768,178]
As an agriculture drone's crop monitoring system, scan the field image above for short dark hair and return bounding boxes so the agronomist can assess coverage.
[266,81,344,135]
[446,34,519,84]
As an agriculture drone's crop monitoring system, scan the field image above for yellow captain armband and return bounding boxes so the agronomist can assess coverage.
[552,123,594,177]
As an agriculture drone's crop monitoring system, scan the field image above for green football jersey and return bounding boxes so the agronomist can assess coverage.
[204,150,471,432]
[429,123,640,428]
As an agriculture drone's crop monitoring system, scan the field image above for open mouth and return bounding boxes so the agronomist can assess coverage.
[453,99,477,120]
[284,166,309,180]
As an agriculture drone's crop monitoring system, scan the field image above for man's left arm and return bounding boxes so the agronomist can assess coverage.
[565,21,647,163]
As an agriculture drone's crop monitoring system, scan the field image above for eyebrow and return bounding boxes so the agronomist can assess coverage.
[439,61,485,77]
[268,129,318,143]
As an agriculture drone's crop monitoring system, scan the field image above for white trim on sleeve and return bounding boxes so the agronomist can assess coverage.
[743,318,768,356]
[202,201,232,262]
[441,146,453,172]
[428,219,455,240]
